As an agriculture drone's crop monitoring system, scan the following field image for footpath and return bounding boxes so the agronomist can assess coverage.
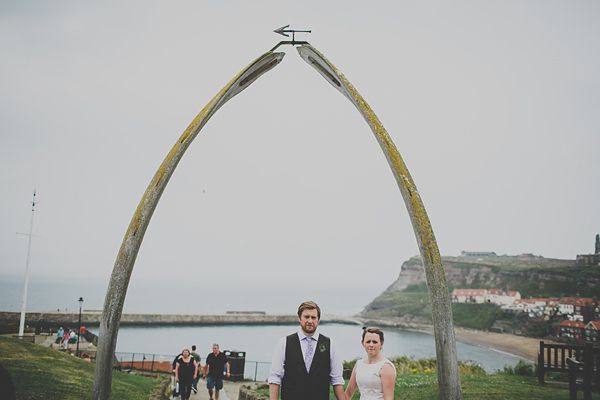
[170,377,247,400]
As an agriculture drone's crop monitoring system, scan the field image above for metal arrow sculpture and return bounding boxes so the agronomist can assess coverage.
[271,24,312,51]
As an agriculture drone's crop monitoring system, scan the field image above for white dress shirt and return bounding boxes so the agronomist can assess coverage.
[268,331,345,386]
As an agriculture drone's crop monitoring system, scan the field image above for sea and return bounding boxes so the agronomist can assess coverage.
[108,323,527,374]
[1,277,528,373]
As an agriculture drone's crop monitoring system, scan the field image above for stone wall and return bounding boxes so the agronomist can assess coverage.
[239,383,269,400]
[0,311,299,327]
[0,311,362,328]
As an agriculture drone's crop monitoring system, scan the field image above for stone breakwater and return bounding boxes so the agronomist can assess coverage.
[0,311,363,327]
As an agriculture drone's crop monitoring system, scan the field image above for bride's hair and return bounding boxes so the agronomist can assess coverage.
[362,327,384,343]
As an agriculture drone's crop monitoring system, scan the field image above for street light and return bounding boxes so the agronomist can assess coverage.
[77,297,83,357]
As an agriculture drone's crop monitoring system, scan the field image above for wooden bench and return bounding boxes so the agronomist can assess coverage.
[538,341,589,383]
[566,343,599,400]
[12,335,35,343]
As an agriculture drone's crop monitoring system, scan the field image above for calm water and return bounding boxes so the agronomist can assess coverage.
[2,278,528,373]
[101,323,527,373]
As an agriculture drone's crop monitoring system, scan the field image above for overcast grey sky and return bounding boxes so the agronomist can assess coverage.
[1,1,599,313]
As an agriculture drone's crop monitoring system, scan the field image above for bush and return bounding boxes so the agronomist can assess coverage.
[502,360,534,376]
[457,360,486,375]
[514,360,534,376]
[343,358,359,370]
[344,356,487,376]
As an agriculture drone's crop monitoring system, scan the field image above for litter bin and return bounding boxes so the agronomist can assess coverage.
[224,350,245,381]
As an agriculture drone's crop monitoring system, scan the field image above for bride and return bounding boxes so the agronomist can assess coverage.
[345,327,396,400]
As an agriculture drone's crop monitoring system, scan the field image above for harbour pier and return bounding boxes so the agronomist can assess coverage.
[0,310,363,328]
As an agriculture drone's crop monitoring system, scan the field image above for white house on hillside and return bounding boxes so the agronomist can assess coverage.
[487,289,521,305]
[451,289,487,303]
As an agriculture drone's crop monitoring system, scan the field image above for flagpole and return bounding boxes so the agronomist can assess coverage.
[18,190,36,337]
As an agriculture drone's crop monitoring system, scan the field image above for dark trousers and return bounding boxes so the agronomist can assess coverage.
[179,381,192,400]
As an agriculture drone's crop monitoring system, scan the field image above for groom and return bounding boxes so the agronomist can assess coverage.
[268,301,345,400]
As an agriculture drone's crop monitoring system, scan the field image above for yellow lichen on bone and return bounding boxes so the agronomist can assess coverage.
[299,45,440,264]
[297,44,459,399]
[95,51,285,400]
[120,51,283,251]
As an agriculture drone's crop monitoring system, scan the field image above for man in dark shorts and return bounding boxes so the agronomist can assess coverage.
[203,343,230,400]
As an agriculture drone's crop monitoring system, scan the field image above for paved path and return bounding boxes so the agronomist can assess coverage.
[170,377,246,400]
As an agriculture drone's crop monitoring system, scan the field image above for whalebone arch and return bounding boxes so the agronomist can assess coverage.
[92,45,462,400]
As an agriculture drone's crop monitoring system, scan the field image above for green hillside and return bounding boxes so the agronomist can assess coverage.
[0,336,165,399]
[442,256,599,298]
[361,255,599,332]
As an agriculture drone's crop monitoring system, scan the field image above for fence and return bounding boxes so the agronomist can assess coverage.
[114,352,272,381]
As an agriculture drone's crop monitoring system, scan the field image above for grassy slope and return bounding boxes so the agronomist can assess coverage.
[0,336,162,400]
[257,374,585,400]
[443,256,599,298]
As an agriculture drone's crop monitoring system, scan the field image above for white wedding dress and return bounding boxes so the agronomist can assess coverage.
[355,358,397,400]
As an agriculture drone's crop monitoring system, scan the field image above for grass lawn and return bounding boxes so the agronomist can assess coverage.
[0,336,165,399]
[258,373,598,399]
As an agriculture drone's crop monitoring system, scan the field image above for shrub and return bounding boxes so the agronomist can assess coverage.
[514,360,534,376]
[502,360,534,376]
[457,360,486,375]
[343,358,359,370]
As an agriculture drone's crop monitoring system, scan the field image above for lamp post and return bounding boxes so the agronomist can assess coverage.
[77,297,83,357]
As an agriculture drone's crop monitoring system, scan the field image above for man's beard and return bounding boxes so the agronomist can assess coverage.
[302,324,316,335]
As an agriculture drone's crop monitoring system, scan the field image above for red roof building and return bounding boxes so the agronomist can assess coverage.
[559,320,586,343]
[585,320,600,343]
[451,289,487,303]
[558,297,594,322]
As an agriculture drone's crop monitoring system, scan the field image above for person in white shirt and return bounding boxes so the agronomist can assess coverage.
[268,300,345,400]
[344,327,396,400]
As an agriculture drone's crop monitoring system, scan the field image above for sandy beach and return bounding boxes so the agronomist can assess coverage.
[453,327,560,362]
[348,315,559,363]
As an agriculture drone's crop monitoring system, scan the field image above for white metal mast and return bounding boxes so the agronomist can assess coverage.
[18,190,36,337]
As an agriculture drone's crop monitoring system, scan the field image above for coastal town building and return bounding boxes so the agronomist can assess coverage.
[495,291,521,306]
[559,320,586,342]
[451,288,520,305]
[451,289,487,303]
[499,297,561,317]
[486,289,502,304]
[511,299,545,317]
[557,299,574,316]
[460,251,497,257]
[486,290,521,306]
[585,321,600,343]
[576,234,600,266]
[558,298,594,322]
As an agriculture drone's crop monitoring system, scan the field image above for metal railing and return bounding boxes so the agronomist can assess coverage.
[114,352,272,381]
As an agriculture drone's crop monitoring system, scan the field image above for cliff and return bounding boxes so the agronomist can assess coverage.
[360,254,597,323]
